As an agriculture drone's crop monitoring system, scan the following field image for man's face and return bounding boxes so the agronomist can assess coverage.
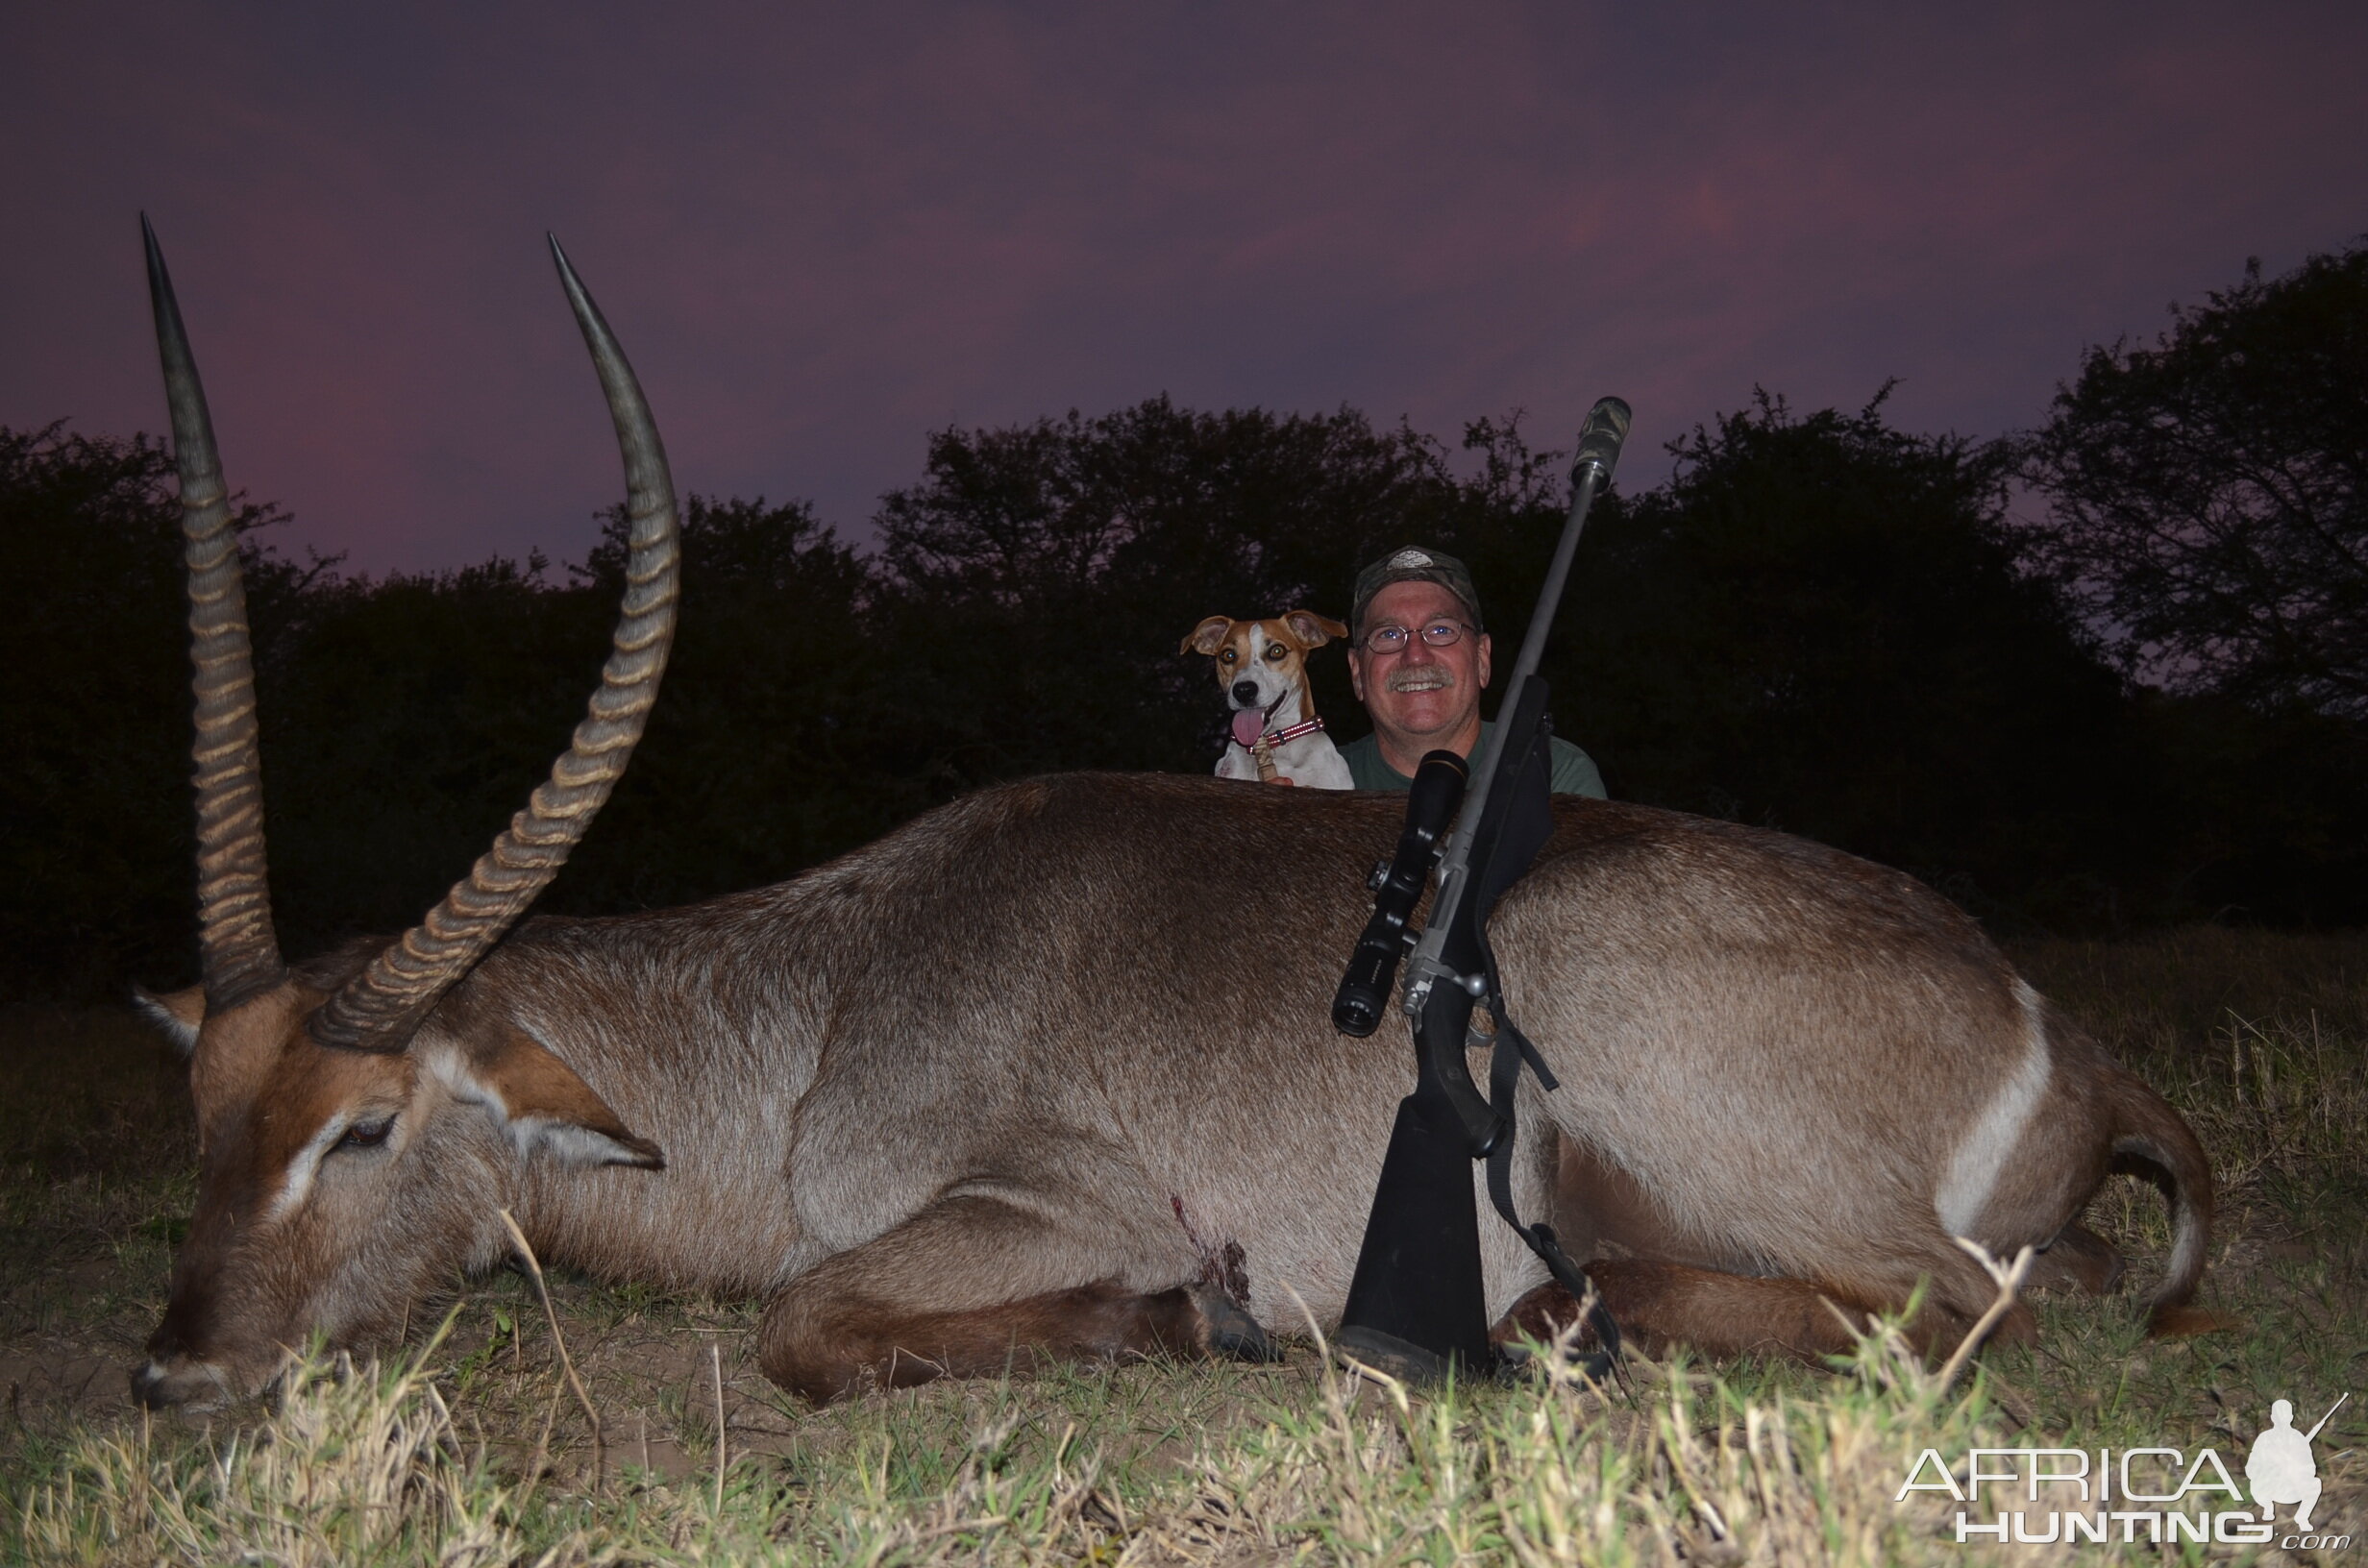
[1347,579,1493,749]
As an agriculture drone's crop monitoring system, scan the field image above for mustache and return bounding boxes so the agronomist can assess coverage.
[1384,667,1454,694]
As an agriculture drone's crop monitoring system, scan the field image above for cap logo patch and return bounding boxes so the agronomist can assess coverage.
[1388,549,1433,569]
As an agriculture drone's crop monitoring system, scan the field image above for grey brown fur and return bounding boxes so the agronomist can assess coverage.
[138,774,2211,1405]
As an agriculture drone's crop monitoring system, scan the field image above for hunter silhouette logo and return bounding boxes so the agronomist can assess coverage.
[2247,1393,2345,1531]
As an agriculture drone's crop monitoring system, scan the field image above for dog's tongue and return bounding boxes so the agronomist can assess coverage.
[1231,710,1268,748]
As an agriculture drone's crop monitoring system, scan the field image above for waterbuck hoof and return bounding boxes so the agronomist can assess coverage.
[1191,1286,1282,1362]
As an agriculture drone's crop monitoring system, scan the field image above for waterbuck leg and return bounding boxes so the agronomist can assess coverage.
[759,1192,1259,1404]
[1492,1258,2029,1363]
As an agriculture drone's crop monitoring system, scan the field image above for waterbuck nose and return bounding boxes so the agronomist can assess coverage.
[129,1353,235,1410]
[130,1360,173,1409]
[1231,680,1260,706]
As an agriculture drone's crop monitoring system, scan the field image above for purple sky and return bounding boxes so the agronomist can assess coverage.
[6,3,2364,576]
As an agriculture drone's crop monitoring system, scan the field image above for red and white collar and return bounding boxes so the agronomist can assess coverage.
[1234,714,1326,749]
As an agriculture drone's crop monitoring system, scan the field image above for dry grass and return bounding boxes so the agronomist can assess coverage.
[11,1324,2016,1566]
[3,927,2363,1565]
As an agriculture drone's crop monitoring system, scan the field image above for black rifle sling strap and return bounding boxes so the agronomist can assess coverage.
[1464,675,1622,1374]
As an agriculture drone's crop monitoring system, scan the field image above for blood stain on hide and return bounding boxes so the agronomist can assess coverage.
[1170,1193,1252,1307]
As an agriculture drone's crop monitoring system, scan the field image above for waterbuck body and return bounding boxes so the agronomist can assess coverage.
[128,233,2210,1409]
[142,772,2208,1404]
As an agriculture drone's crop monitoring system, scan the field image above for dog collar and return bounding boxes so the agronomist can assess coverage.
[1234,715,1326,750]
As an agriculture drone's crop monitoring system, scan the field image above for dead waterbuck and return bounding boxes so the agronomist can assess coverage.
[128,231,2213,1409]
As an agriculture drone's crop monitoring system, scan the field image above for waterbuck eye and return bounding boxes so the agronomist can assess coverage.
[336,1116,394,1152]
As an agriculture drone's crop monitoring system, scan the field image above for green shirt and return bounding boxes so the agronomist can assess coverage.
[1339,722,1607,797]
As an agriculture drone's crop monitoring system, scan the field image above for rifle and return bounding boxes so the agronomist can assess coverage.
[1330,397,1631,1382]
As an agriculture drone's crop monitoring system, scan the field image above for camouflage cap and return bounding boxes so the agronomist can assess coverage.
[1350,546,1484,637]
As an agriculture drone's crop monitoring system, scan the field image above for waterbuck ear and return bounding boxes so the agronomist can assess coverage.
[446,1025,665,1170]
[1282,609,1348,648]
[1181,616,1235,656]
[133,984,206,1056]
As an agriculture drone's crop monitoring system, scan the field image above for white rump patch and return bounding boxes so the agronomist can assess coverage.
[1936,980,2052,1237]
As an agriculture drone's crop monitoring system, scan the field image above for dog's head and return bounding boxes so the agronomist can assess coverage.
[1180,611,1349,717]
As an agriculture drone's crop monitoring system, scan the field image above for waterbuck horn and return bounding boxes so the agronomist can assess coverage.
[145,216,287,1013]
[308,235,681,1052]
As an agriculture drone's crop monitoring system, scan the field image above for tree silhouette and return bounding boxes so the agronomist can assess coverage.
[564,495,895,908]
[871,396,1470,791]
[0,426,293,992]
[1555,390,2142,919]
[11,352,2368,1002]
[2023,240,2368,717]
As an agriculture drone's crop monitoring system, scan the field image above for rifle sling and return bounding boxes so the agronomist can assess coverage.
[1468,690,1623,1379]
[1482,984,1622,1379]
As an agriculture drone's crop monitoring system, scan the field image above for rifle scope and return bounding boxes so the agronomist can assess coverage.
[1332,750,1468,1036]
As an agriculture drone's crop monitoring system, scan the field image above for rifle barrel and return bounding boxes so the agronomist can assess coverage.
[1416,396,1630,979]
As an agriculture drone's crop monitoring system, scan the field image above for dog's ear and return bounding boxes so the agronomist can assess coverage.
[1282,610,1349,649]
[1181,616,1235,656]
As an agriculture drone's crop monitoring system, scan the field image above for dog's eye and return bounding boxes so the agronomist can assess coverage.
[336,1116,394,1153]
[1266,644,1285,661]
[1220,649,1235,663]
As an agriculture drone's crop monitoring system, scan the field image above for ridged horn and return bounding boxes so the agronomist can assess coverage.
[309,237,680,1051]
[145,216,286,1013]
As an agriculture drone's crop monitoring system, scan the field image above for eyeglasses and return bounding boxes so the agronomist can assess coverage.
[1361,620,1473,655]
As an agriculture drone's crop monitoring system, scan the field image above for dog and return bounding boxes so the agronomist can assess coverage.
[1180,611,1356,789]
